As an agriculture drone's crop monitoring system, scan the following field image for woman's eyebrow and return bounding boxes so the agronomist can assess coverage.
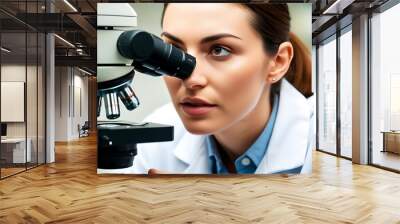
[161,32,242,45]
[161,32,184,44]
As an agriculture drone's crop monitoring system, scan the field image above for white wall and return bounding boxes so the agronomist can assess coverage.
[73,73,89,138]
[55,66,68,141]
[55,66,89,141]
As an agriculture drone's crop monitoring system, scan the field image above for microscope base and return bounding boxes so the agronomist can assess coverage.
[97,121,174,169]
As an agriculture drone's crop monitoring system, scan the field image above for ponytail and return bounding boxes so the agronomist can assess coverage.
[285,32,312,98]
[240,4,312,98]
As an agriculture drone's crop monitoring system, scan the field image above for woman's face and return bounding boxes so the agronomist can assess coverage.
[162,3,274,135]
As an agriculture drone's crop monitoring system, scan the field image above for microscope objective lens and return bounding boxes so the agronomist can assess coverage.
[104,92,121,119]
[118,85,139,111]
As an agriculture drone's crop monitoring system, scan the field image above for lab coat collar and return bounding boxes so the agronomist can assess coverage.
[173,132,209,173]
[173,79,311,174]
[255,79,311,173]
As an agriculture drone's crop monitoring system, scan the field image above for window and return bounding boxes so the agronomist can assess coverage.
[317,35,337,155]
[0,0,47,179]
[339,27,352,158]
[370,3,400,171]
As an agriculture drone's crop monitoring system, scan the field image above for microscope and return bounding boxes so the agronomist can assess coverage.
[97,4,195,169]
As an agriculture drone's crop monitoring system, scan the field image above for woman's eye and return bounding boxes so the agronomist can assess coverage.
[210,46,231,57]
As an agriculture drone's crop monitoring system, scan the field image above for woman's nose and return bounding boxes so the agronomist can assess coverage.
[182,52,208,90]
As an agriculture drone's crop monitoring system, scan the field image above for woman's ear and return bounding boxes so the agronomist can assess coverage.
[267,42,294,84]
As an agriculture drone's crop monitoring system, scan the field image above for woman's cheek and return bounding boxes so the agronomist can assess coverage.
[220,79,259,117]
[215,59,265,115]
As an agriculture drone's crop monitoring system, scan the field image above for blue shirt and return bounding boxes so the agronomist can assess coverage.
[206,94,279,174]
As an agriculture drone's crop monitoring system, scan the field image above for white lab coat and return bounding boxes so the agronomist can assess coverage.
[98,79,315,174]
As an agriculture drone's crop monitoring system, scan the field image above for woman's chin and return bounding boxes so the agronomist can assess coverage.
[181,120,217,135]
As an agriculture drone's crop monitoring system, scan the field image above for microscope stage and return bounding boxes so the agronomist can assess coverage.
[97,121,174,145]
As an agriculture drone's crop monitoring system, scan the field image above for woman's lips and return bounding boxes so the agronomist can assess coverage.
[180,97,217,116]
[180,104,217,116]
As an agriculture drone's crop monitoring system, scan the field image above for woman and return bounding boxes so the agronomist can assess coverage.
[130,3,314,174]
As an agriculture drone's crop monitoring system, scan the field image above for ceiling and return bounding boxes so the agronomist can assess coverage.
[310,0,391,43]
[0,0,98,73]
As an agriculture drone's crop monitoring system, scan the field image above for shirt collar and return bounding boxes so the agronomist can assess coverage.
[239,93,279,167]
[206,135,228,174]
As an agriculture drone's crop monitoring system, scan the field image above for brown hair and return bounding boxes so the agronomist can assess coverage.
[162,3,312,98]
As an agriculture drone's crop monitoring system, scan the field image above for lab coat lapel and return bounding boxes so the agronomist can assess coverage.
[256,79,311,174]
[173,132,209,173]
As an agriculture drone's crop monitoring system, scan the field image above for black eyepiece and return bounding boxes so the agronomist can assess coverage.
[117,30,196,80]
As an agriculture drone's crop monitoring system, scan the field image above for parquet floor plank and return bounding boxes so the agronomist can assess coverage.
[1,135,400,223]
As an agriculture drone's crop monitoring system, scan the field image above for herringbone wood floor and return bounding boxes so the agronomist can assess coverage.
[1,135,400,223]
